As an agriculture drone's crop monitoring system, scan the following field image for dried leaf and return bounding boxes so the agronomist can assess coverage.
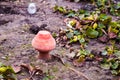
[98,35,109,43]
[52,55,65,65]
[21,63,43,80]
[12,65,21,73]
[65,44,70,48]
[73,59,85,67]
[63,36,67,41]
[75,21,81,29]
[80,20,92,25]
[108,32,117,39]
[21,63,30,72]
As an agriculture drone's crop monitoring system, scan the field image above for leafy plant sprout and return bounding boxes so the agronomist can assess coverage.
[54,5,120,75]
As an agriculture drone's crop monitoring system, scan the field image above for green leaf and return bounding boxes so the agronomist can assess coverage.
[114,51,120,58]
[116,2,120,9]
[99,14,112,25]
[66,32,73,39]
[6,73,17,80]
[111,70,119,75]
[97,29,103,36]
[79,37,85,43]
[6,66,15,73]
[96,0,106,7]
[86,28,99,38]
[73,36,78,42]
[79,49,90,55]
[0,67,7,73]
[78,9,86,14]
[52,32,57,38]
[74,30,80,35]
[77,35,82,40]
[0,62,4,67]
[79,14,85,19]
[77,55,85,63]
[111,61,119,69]
[58,7,67,13]
[43,75,54,80]
[69,21,76,27]
[110,28,119,34]
[54,5,67,14]
[98,23,106,29]
[117,32,120,39]
[43,77,49,80]
[110,22,118,28]
[0,63,16,80]
[93,23,98,29]
[53,5,58,11]
[100,63,111,69]
[67,13,76,17]
[70,38,74,43]
[0,75,3,79]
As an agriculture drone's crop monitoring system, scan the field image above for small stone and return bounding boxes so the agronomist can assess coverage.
[27,3,37,15]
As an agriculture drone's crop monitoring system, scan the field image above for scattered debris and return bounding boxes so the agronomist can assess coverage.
[21,63,43,80]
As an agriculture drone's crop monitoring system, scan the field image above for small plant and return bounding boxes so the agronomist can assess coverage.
[65,0,120,16]
[95,0,120,16]
[55,6,120,47]
[43,69,55,80]
[75,45,120,75]
[54,5,120,75]
[75,49,94,62]
[0,62,17,80]
[43,74,55,80]
[100,45,120,75]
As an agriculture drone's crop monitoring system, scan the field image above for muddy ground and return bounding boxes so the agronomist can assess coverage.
[0,0,119,80]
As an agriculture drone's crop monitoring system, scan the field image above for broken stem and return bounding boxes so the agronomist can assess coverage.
[101,29,107,35]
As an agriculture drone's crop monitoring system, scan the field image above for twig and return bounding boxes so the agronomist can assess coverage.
[52,55,65,65]
[67,67,89,80]
[101,29,107,35]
